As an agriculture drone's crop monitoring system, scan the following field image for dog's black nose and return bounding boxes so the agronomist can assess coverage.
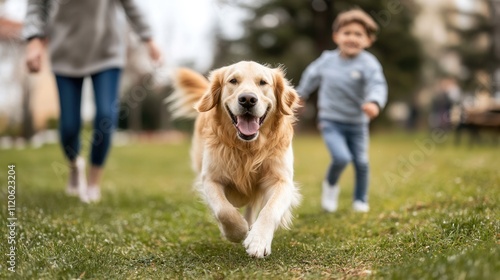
[238,93,258,109]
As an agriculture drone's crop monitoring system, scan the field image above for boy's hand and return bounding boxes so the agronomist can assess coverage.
[362,102,380,119]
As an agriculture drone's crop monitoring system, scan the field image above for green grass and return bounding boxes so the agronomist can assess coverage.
[0,132,498,279]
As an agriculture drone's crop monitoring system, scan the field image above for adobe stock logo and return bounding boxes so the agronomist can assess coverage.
[370,0,404,28]
[383,129,448,187]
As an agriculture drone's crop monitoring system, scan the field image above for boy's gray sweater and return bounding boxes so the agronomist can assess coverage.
[296,49,388,124]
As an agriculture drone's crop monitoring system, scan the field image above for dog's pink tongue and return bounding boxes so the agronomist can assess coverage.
[236,116,260,135]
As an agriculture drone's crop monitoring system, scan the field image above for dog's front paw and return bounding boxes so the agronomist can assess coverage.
[243,226,273,258]
[217,209,249,243]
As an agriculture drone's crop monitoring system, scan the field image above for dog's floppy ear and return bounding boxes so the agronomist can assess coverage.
[194,67,225,112]
[273,66,300,116]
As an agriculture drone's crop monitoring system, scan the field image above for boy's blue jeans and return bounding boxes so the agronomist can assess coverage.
[319,119,370,203]
[54,68,121,167]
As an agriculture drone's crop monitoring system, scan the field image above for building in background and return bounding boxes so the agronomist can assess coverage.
[0,0,60,140]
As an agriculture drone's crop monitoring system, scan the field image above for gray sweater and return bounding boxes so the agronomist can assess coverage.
[23,0,152,77]
[296,49,388,124]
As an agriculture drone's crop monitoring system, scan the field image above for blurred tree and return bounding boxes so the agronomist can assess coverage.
[488,0,500,98]
[442,0,496,92]
[215,0,423,127]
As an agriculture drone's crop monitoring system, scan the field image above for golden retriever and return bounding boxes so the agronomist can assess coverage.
[168,61,301,258]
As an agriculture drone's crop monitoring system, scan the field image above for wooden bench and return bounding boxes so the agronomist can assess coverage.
[455,104,500,146]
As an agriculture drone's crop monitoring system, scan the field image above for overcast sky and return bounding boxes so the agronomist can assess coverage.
[143,0,251,71]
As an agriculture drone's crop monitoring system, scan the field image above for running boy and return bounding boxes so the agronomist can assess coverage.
[296,9,388,212]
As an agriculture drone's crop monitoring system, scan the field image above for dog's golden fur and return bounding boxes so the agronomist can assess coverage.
[168,61,301,258]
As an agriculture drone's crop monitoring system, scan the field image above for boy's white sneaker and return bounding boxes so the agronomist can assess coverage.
[353,200,369,213]
[322,181,340,212]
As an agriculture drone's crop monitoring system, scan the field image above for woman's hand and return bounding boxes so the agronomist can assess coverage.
[26,38,45,73]
[145,39,163,66]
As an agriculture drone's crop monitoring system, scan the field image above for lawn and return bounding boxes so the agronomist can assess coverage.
[0,132,498,279]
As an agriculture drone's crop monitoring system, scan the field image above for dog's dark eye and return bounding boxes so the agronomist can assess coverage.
[259,80,267,86]
[229,78,237,84]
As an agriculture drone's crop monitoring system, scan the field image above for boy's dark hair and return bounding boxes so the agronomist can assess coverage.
[332,9,378,41]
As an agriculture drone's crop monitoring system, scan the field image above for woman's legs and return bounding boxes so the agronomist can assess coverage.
[55,69,121,202]
[87,68,122,200]
[55,75,84,161]
[89,68,121,167]
[54,75,87,200]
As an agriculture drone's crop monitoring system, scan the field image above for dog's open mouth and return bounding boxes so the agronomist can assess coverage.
[227,106,268,141]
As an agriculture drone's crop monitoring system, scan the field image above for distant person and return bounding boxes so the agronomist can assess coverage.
[23,0,162,202]
[429,77,460,130]
[296,9,388,213]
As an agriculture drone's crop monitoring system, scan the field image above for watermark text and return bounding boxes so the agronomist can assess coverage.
[6,164,17,272]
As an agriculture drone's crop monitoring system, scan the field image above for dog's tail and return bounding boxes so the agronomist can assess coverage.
[166,68,209,119]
